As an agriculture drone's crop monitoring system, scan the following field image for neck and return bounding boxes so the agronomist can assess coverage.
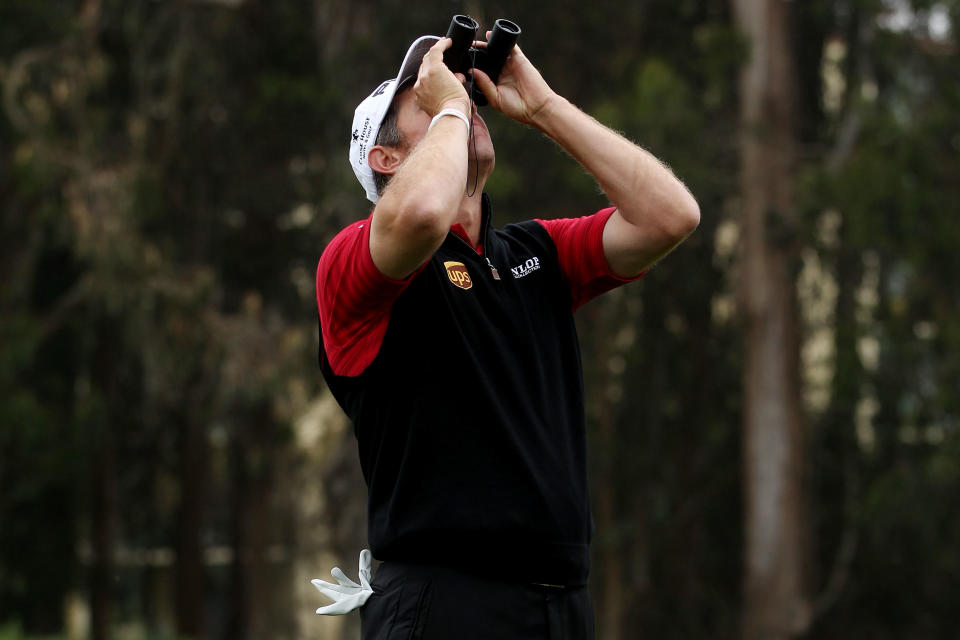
[455,149,496,244]
[454,189,485,246]
[454,157,490,244]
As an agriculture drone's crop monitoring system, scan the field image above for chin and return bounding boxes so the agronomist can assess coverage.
[469,146,495,172]
[473,135,495,160]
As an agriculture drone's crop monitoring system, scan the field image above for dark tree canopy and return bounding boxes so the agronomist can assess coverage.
[1,1,958,638]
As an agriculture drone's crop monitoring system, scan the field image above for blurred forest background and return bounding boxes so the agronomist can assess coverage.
[1,0,958,639]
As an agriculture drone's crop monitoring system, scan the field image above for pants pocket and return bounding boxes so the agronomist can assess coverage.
[406,578,433,640]
[360,565,433,640]
[360,569,404,640]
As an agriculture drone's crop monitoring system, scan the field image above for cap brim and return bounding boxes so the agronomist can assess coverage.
[395,36,439,89]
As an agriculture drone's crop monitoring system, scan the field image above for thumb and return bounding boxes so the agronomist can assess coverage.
[471,68,498,109]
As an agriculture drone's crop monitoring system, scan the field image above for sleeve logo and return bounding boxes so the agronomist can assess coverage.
[444,261,473,290]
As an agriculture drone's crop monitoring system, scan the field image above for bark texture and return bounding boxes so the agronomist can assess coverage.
[732,1,811,638]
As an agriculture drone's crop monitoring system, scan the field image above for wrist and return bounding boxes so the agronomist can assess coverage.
[437,98,470,118]
[529,93,568,132]
[428,108,471,133]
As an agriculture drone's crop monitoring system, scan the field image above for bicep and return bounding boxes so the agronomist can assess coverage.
[601,207,682,277]
[369,206,445,280]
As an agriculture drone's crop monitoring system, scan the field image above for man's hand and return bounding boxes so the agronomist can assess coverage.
[414,38,471,117]
[470,32,558,128]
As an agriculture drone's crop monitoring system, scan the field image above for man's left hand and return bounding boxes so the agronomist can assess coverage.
[470,32,558,129]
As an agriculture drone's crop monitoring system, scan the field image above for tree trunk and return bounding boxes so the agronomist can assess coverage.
[90,319,119,640]
[90,433,115,640]
[175,395,208,638]
[581,291,638,640]
[732,1,811,638]
[594,429,624,640]
[225,403,275,640]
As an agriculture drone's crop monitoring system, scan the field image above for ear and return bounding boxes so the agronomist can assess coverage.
[368,144,406,176]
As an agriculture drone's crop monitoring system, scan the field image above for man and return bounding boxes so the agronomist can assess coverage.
[313,26,699,640]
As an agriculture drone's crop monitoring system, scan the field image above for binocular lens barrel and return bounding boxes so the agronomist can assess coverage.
[443,14,479,73]
[440,14,521,106]
[493,19,521,36]
[485,19,521,84]
[451,14,479,31]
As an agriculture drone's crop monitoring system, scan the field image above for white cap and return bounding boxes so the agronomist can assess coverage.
[349,35,440,203]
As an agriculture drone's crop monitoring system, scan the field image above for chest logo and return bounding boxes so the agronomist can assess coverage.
[444,261,473,290]
[510,256,541,279]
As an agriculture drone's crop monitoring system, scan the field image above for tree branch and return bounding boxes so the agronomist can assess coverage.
[811,461,860,621]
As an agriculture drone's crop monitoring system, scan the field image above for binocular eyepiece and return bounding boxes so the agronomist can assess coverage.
[442,15,521,106]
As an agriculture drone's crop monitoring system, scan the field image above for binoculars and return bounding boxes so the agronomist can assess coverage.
[442,14,521,106]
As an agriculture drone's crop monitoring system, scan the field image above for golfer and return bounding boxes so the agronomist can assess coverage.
[313,24,699,640]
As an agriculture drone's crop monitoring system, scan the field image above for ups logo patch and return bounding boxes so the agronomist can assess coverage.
[444,261,473,290]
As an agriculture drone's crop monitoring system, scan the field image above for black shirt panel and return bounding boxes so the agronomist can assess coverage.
[321,198,592,585]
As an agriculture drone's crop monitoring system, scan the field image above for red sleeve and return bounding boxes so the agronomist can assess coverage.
[316,216,418,377]
[535,207,645,312]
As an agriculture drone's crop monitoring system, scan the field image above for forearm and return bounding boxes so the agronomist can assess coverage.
[370,104,470,278]
[472,37,698,274]
[532,96,699,232]
[380,116,469,227]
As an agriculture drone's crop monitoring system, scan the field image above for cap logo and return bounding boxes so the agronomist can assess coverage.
[444,261,473,290]
[355,116,373,164]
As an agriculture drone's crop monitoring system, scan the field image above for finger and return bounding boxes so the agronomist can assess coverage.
[470,68,499,108]
[430,37,452,55]
[317,603,355,615]
[359,549,373,588]
[312,577,360,594]
[313,582,359,599]
[312,581,356,601]
[311,578,359,595]
[454,72,466,83]
[315,596,361,615]
[315,592,371,616]
[479,31,521,58]
[420,43,440,67]
[330,567,361,588]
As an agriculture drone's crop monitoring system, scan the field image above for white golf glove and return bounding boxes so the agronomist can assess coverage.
[311,549,374,615]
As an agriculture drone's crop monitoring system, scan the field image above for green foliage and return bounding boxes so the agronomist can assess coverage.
[2,0,959,637]
[796,3,960,636]
[0,622,64,640]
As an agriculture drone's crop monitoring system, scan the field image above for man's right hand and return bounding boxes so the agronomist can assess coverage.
[413,38,471,118]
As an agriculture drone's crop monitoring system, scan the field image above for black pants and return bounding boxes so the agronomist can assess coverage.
[360,561,595,640]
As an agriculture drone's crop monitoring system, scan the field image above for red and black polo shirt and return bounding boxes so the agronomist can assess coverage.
[316,194,641,586]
